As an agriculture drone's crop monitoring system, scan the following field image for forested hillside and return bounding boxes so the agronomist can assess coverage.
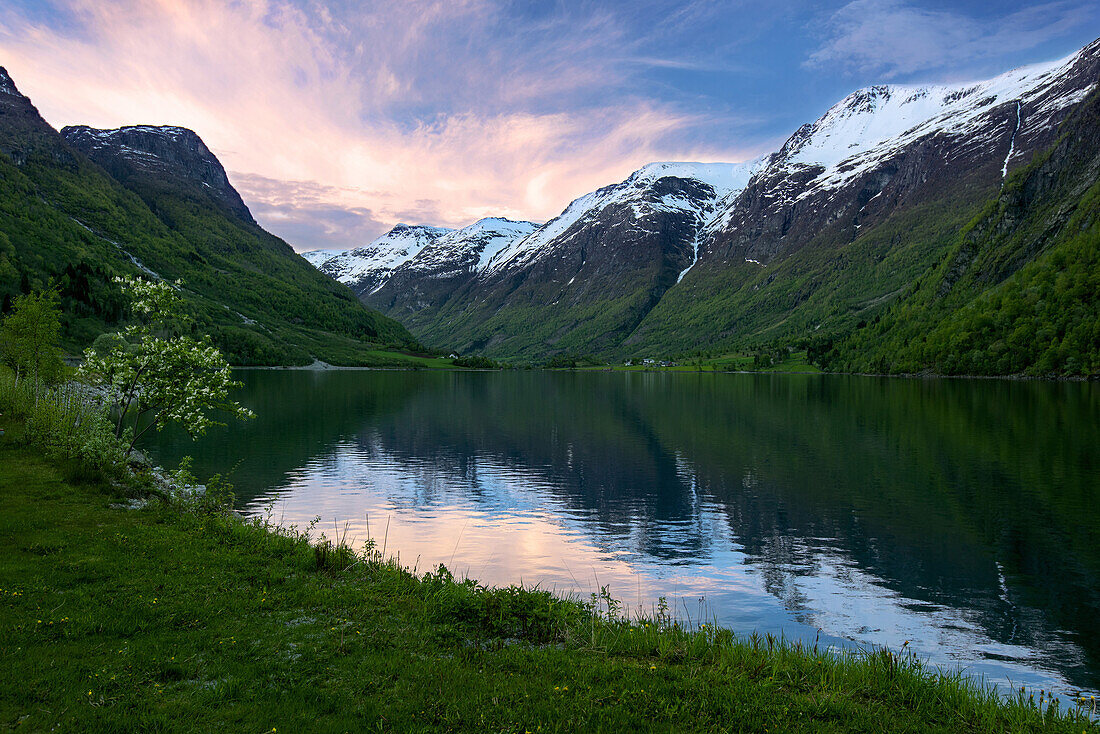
[0,67,416,365]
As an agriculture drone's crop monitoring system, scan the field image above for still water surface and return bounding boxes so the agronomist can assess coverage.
[147,370,1100,699]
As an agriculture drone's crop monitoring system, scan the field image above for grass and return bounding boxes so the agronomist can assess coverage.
[359,349,462,369]
[1,418,1096,732]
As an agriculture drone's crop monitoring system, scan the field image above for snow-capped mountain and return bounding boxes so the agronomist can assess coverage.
[405,217,539,276]
[303,37,1100,360]
[771,46,1093,187]
[365,217,539,317]
[309,224,452,295]
[311,161,754,311]
[308,218,541,301]
[699,39,1099,268]
[364,161,762,355]
[485,161,761,276]
[62,124,256,224]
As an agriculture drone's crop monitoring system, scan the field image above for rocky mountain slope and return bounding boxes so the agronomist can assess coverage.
[368,218,538,318]
[317,161,759,356]
[304,38,1099,373]
[63,124,255,224]
[0,67,416,365]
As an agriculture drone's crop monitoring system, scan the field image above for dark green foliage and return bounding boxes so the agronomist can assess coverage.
[629,95,1100,376]
[422,564,587,643]
[544,354,578,368]
[0,367,126,482]
[0,289,64,384]
[401,251,683,362]
[627,183,994,360]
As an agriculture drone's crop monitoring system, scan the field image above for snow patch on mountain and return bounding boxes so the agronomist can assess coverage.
[676,230,703,283]
[312,224,452,293]
[485,160,763,274]
[306,218,538,294]
[0,68,22,97]
[1002,102,1022,179]
[398,217,538,276]
[769,45,1094,201]
[301,250,341,267]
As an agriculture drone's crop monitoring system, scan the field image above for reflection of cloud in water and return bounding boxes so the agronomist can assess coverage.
[244,436,1095,703]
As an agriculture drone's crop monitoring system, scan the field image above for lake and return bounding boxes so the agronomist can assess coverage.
[146,369,1100,700]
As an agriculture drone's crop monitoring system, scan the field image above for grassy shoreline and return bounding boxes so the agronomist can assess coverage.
[2,419,1097,732]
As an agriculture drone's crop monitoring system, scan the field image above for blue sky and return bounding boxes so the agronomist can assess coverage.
[1,0,1097,250]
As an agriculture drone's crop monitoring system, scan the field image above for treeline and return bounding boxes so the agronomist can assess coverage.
[451,355,505,369]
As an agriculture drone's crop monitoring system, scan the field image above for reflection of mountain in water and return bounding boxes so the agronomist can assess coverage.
[147,371,1100,691]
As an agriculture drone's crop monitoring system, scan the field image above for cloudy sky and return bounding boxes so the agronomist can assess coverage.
[1,0,1097,251]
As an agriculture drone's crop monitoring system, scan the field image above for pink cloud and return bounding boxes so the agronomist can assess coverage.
[0,0,765,250]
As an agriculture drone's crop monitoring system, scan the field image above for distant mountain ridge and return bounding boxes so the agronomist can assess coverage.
[304,38,1100,374]
[309,223,456,295]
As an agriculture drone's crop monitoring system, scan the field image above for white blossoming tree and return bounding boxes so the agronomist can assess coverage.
[78,276,253,457]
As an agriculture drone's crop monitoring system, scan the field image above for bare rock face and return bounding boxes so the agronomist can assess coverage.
[0,66,78,167]
[62,124,255,224]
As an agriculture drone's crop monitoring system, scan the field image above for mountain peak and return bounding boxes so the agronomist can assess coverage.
[62,124,255,225]
[61,124,209,156]
[768,39,1098,190]
[388,222,449,234]
[0,67,26,99]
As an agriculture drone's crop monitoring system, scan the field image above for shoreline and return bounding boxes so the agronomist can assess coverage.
[2,431,1095,731]
[233,359,1096,382]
